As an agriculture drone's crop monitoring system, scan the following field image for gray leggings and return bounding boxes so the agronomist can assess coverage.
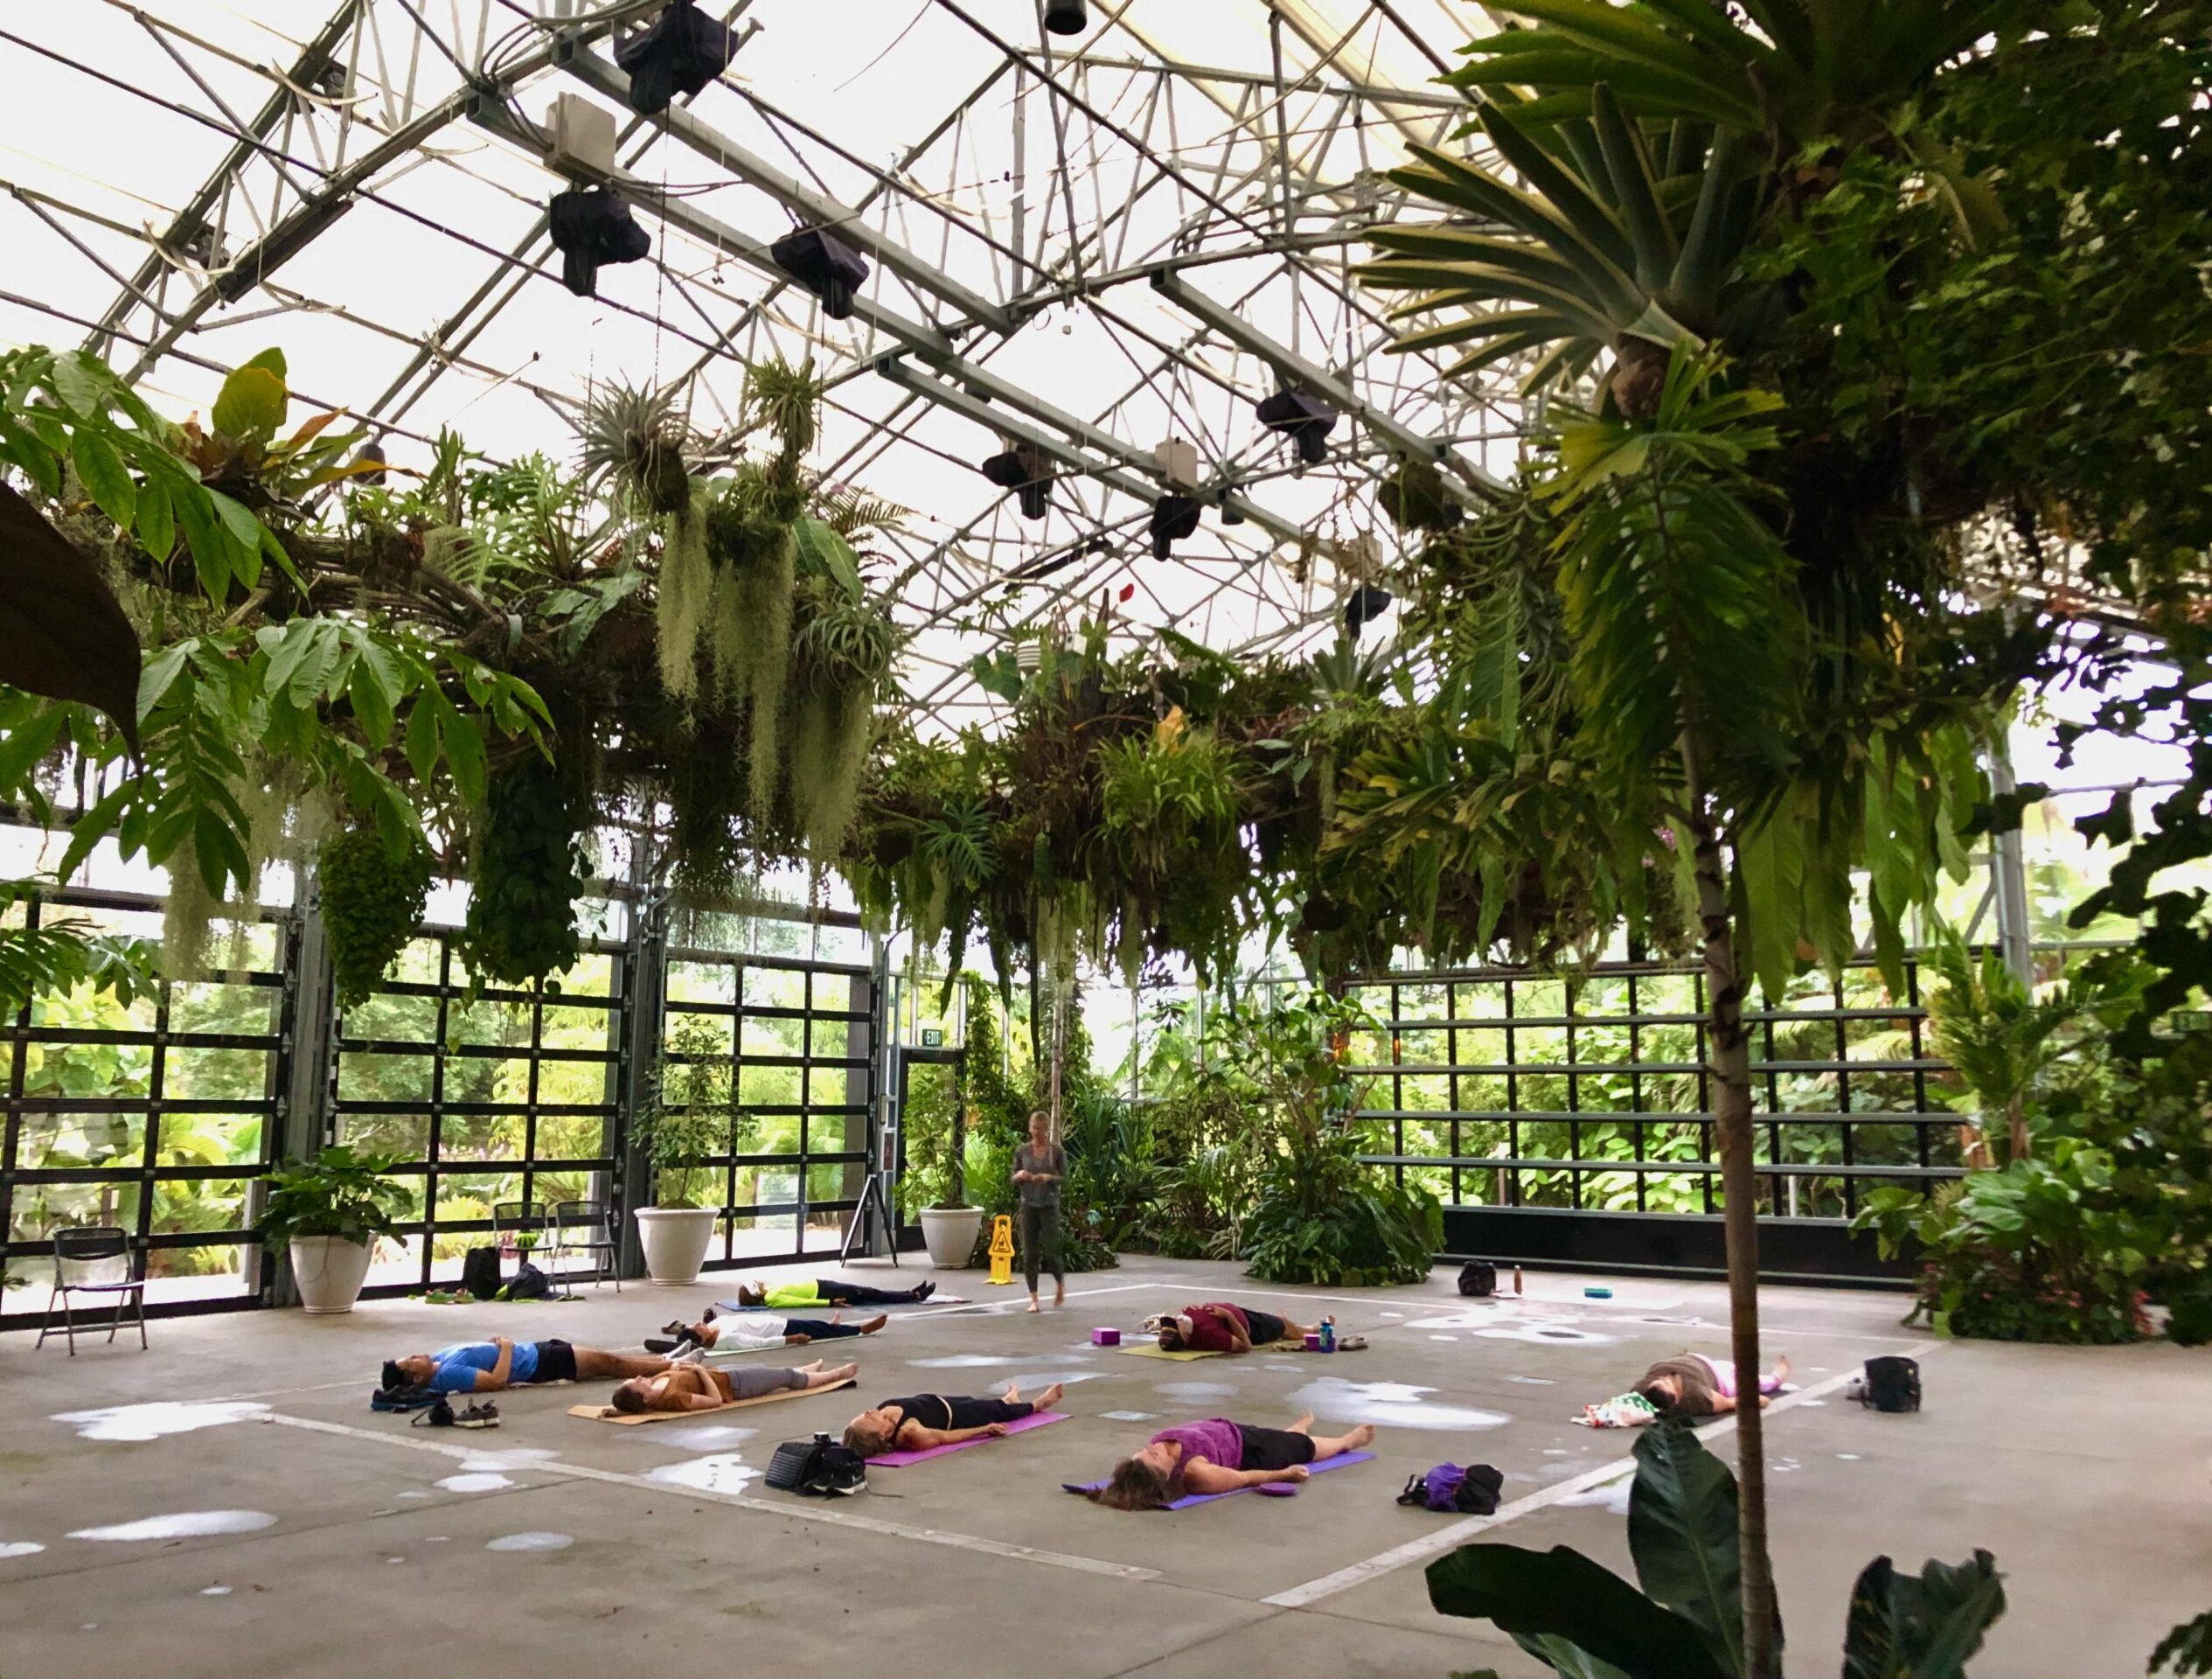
[724,1365,809,1401]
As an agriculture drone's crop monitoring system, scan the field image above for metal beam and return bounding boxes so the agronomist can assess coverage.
[1150,266,1501,494]
[560,42,1018,337]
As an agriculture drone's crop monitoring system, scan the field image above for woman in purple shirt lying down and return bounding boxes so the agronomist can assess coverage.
[1082,1411,1376,1509]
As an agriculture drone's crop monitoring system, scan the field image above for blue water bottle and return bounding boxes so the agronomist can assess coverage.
[1319,1319,1335,1354]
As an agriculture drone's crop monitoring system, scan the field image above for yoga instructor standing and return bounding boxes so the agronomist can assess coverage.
[1013,1109,1066,1313]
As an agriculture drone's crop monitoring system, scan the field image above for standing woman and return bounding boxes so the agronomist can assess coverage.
[1012,1109,1066,1313]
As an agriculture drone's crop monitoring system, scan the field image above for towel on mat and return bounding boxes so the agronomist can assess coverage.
[1061,1451,1375,1509]
[871,1410,1069,1467]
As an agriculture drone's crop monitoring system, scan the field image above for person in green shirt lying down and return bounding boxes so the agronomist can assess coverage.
[727,1276,936,1310]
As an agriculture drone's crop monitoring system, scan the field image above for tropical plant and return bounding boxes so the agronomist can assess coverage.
[463,755,588,987]
[0,886,159,1019]
[635,1016,731,1209]
[2153,1609,2212,1677]
[1429,1419,2007,1679]
[318,826,433,1008]
[260,1146,408,1251]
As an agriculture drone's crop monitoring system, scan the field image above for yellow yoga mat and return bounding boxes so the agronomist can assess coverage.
[567,1376,855,1425]
[1116,1343,1224,1362]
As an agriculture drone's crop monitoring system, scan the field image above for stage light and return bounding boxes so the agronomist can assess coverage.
[1344,584,1395,638]
[1043,0,1089,37]
[1149,494,1200,559]
[547,186,651,298]
[1256,387,1339,466]
[769,226,870,320]
[616,1,738,116]
[981,443,1052,521]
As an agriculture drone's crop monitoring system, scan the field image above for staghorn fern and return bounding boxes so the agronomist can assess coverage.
[742,356,822,463]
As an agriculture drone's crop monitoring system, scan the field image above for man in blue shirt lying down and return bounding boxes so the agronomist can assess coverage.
[380,1334,669,1397]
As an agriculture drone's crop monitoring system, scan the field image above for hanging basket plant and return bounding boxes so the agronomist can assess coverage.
[318,826,433,1008]
[463,754,588,986]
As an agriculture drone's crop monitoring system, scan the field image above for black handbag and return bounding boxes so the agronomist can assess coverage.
[765,1432,867,1497]
[1457,1261,1498,1299]
[461,1246,503,1300]
[1861,1355,1922,1413]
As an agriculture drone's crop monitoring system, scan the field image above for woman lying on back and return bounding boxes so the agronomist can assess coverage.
[1084,1412,1375,1510]
[841,1382,1064,1457]
[610,1357,858,1414]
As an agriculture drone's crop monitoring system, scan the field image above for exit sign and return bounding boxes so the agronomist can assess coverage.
[921,1028,944,1047]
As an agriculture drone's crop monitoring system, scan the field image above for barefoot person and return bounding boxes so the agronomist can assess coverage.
[1084,1412,1376,1510]
[1013,1110,1067,1313]
[841,1382,1065,1458]
[648,1309,889,1354]
[1151,1301,1328,1354]
[729,1276,936,1309]
[380,1335,666,1397]
[611,1358,859,1415]
[1595,1351,1794,1425]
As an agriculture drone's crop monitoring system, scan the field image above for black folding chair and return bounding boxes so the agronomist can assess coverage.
[545,1199,619,1292]
[492,1200,546,1244]
[36,1225,148,1355]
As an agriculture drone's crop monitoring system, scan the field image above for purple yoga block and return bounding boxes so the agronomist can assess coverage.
[1092,1327,1121,1346]
[1303,1332,1323,1350]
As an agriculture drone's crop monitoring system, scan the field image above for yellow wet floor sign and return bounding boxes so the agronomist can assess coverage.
[986,1214,1015,1285]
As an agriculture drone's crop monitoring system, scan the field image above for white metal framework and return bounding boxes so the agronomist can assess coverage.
[0,0,1520,719]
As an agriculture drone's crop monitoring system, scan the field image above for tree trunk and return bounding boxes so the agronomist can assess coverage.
[2005,1094,2031,1165]
[1681,737,1784,1678]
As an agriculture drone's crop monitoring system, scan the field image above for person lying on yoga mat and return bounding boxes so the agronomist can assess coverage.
[381,1336,667,1397]
[610,1357,859,1415]
[647,1308,890,1355]
[1604,1351,1794,1424]
[729,1276,936,1309]
[841,1383,1065,1458]
[1151,1301,1328,1354]
[1084,1412,1376,1509]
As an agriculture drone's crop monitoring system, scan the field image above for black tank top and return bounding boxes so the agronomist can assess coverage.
[880,1394,955,1430]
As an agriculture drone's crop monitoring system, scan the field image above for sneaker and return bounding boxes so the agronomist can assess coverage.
[452,1402,501,1430]
[645,1338,678,1355]
[915,1281,936,1300]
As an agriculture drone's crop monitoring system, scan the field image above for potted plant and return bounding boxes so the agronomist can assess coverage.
[919,1095,982,1268]
[632,1022,729,1285]
[262,1145,407,1314]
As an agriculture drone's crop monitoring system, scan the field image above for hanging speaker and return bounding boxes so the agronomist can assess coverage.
[616,1,738,116]
[1043,0,1089,36]
[1149,494,1201,559]
[1256,387,1340,466]
[770,226,871,320]
[547,186,651,298]
[981,446,1052,521]
[1344,584,1395,638]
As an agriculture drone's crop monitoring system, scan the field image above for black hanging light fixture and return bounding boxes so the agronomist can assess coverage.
[1043,0,1089,36]
[1149,494,1201,559]
[769,226,870,320]
[980,442,1053,521]
[547,186,651,298]
[615,0,739,116]
[1344,584,1395,638]
[1256,386,1340,466]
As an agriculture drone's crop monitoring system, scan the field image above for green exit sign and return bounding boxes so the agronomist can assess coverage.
[921,1028,944,1048]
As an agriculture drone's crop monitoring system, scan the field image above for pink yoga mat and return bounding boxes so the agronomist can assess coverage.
[871,1409,1069,1467]
[1062,1450,1375,1509]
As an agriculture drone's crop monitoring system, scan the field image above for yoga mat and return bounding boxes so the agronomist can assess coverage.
[871,1410,1069,1467]
[1116,1344,1224,1362]
[567,1376,855,1425]
[716,1297,966,1313]
[1061,1451,1375,1509]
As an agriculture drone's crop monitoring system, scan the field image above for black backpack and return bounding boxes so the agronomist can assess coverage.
[766,1432,867,1497]
[1861,1355,1922,1413]
[1458,1261,1498,1299]
[461,1245,503,1300]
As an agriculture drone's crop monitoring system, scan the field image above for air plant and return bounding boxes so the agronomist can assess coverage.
[576,377,696,515]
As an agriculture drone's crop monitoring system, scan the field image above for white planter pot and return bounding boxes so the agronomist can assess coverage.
[635,1206,718,1285]
[919,1205,982,1269]
[290,1235,373,1314]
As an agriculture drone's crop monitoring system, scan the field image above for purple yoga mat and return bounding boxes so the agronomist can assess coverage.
[871,1409,1070,1467]
[1062,1450,1375,1509]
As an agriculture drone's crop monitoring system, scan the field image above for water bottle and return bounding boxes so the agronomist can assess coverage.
[1319,1320,1335,1354]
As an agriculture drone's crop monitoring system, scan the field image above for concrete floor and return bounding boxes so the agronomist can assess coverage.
[1,1256,2204,1678]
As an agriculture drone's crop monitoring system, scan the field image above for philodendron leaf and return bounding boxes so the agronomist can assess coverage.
[0,481,142,750]
[1627,1420,1749,1676]
[1843,1550,2007,1679]
[212,363,289,442]
[1427,1543,1729,1679]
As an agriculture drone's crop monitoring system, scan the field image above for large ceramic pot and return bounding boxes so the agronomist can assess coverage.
[918,1205,982,1269]
[290,1235,374,1314]
[635,1206,718,1285]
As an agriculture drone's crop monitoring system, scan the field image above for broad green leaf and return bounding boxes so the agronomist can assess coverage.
[404,693,441,780]
[53,779,134,888]
[211,364,288,441]
[137,644,191,720]
[71,428,136,530]
[792,516,863,599]
[136,473,174,561]
[0,706,66,794]
[0,415,65,499]
[441,706,487,806]
[49,351,106,418]
[1842,1550,2006,1679]
[1427,1543,1728,1679]
[169,481,234,601]
[205,490,265,589]
[1627,1422,1746,1676]
[241,346,289,380]
[347,641,398,748]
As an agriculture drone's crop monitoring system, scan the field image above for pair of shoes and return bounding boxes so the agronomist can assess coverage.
[645,1337,678,1355]
[1339,1334,1369,1352]
[914,1280,936,1300]
[452,1401,501,1430]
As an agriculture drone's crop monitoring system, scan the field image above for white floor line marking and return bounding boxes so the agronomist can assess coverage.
[1261,1348,1931,1610]
[265,1412,1158,1583]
